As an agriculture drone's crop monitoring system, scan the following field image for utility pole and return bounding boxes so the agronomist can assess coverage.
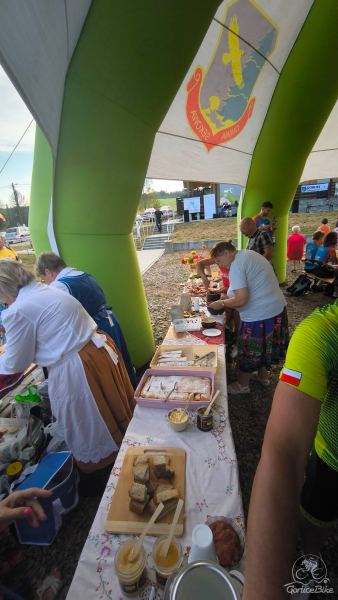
[11,183,23,224]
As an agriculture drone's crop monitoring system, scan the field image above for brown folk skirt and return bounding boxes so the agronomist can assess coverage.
[76,334,135,472]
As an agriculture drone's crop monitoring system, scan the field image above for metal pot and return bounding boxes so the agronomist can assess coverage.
[163,560,244,600]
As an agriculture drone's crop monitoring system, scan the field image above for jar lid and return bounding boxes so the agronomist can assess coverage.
[6,461,23,477]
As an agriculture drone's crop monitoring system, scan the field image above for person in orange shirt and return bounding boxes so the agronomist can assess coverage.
[317,218,331,235]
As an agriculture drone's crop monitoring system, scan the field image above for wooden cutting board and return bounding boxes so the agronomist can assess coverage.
[105,447,186,536]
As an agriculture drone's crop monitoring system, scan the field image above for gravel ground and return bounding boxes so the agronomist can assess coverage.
[1,251,336,598]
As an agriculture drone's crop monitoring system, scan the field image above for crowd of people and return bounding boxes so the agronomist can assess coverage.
[0,251,137,480]
[0,206,336,599]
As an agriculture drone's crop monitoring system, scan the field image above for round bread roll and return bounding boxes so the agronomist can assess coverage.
[209,520,241,567]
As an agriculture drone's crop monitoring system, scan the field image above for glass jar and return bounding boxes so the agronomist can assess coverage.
[153,536,183,587]
[114,540,147,596]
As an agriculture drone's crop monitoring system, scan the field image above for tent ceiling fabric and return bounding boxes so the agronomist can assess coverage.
[301,101,338,182]
[147,0,316,185]
[0,0,335,186]
[0,0,92,158]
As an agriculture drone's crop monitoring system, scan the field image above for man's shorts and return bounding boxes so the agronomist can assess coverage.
[301,450,338,526]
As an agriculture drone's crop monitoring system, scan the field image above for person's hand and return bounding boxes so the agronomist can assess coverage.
[201,276,210,291]
[208,300,225,311]
[0,487,52,532]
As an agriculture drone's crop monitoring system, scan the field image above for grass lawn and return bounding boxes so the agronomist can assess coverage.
[171,211,337,243]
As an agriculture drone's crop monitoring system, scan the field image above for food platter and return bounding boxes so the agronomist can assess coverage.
[134,369,214,409]
[150,345,218,373]
[105,447,186,536]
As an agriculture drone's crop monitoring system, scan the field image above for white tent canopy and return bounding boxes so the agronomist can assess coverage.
[0,0,336,185]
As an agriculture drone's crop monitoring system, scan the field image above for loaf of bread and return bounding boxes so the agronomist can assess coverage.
[209,520,241,567]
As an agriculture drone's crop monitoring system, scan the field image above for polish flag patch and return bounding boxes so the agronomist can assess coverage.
[280,368,302,386]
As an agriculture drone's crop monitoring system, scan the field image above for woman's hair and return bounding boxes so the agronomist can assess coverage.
[210,240,236,259]
[336,220,338,228]
[323,231,337,247]
[321,218,328,224]
[36,253,66,277]
[313,231,324,241]
[0,260,34,300]
[292,225,300,233]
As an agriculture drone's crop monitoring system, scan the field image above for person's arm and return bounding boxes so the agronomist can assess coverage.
[243,382,321,600]
[0,488,52,532]
[196,258,215,290]
[0,310,36,373]
[329,247,338,264]
[263,243,274,261]
[209,287,248,310]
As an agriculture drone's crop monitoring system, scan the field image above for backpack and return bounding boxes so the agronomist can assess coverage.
[286,274,312,296]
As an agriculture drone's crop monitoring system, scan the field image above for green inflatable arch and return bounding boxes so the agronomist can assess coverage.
[241,0,338,281]
[29,0,338,367]
[30,1,220,367]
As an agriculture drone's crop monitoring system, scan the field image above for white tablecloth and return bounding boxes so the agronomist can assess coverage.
[67,347,244,599]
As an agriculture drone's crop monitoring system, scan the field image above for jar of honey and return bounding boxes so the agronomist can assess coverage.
[114,540,147,596]
[152,536,183,587]
[197,407,213,432]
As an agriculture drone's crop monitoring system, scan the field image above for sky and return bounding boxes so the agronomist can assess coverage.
[0,65,183,208]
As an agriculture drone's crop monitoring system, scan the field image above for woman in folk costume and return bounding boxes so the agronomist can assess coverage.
[0,260,134,472]
[36,252,136,386]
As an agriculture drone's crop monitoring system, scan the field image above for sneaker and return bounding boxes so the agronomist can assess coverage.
[227,382,250,395]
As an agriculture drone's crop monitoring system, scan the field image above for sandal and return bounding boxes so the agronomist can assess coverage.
[36,567,62,600]
[227,382,250,395]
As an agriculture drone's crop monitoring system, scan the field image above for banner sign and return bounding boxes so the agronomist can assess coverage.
[300,183,329,193]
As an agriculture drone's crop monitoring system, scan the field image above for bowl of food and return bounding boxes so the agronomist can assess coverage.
[206,292,225,316]
[201,316,217,329]
[167,408,189,432]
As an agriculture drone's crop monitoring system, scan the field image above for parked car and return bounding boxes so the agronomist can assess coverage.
[142,208,156,221]
[5,226,30,244]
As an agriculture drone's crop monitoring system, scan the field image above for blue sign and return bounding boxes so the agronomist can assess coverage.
[301,183,329,193]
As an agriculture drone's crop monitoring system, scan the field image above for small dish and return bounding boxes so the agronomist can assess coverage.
[203,328,222,337]
[167,408,189,432]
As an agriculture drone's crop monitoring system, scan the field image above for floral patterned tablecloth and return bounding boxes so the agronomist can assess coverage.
[67,346,245,600]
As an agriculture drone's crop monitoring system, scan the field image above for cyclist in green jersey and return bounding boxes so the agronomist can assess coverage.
[243,300,337,600]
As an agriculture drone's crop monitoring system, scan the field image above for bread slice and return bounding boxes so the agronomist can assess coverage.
[152,455,170,468]
[155,483,174,496]
[133,463,150,484]
[149,497,179,519]
[133,455,149,466]
[129,497,149,515]
[153,464,175,480]
[155,488,179,504]
[128,482,147,502]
